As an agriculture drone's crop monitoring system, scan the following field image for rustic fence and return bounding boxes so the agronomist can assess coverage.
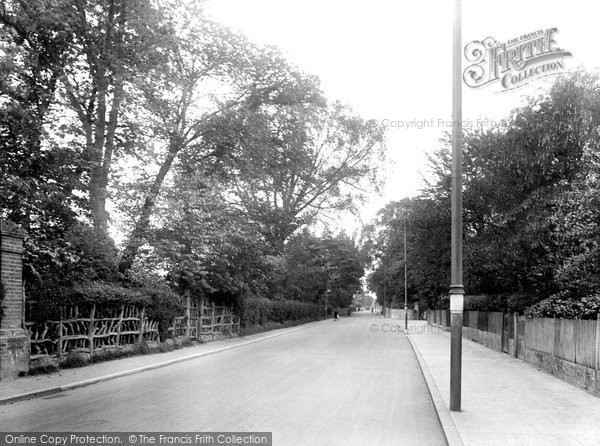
[427,309,600,395]
[169,294,240,341]
[27,298,239,360]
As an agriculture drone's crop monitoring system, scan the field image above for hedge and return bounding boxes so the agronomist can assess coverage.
[436,293,539,313]
[239,296,323,328]
[525,293,600,319]
[66,282,147,305]
[28,281,182,324]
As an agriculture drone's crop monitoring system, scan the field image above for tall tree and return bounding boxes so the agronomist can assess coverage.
[386,72,600,312]
[202,101,385,253]
[0,0,87,280]
[117,28,324,274]
[1,0,180,236]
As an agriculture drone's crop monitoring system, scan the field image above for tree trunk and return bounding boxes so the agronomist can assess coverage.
[118,145,181,274]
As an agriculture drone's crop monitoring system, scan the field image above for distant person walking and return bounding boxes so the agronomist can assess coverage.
[333,308,339,321]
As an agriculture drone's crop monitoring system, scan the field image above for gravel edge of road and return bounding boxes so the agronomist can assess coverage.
[0,320,324,406]
[406,333,465,446]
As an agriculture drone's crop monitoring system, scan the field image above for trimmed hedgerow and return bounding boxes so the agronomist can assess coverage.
[65,282,147,305]
[27,281,181,330]
[238,296,322,328]
[463,293,538,313]
[437,293,539,313]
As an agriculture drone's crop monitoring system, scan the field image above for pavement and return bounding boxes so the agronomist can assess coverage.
[406,320,600,446]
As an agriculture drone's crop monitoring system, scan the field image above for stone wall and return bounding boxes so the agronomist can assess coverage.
[0,220,29,379]
[523,348,599,395]
[462,326,502,352]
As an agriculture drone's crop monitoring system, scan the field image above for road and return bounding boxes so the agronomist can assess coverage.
[1,312,446,446]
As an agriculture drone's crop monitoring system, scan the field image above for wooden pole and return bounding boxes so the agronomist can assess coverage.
[211,301,216,340]
[553,315,558,359]
[199,297,204,334]
[594,314,600,391]
[116,304,124,347]
[514,312,519,358]
[138,306,145,344]
[500,310,505,353]
[58,306,64,359]
[185,289,191,339]
[88,303,96,356]
[199,297,204,338]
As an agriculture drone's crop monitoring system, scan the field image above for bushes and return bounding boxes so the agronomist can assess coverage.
[436,293,540,313]
[239,295,322,328]
[142,284,182,340]
[416,292,600,319]
[525,293,600,319]
[463,293,537,313]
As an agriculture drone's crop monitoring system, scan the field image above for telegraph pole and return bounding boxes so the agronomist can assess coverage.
[450,0,465,412]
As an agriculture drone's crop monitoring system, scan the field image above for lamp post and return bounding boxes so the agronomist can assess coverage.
[404,214,408,331]
[450,0,465,412]
[383,261,387,318]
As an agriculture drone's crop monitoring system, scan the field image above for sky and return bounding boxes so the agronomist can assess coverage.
[203,0,600,230]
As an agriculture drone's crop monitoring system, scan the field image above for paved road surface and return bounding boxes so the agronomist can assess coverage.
[1,313,446,445]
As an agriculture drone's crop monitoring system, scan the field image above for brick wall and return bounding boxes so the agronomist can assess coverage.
[0,220,29,379]
[1,230,23,330]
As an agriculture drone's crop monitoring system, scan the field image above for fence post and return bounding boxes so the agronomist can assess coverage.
[211,302,216,340]
[595,313,600,390]
[513,312,519,358]
[500,310,505,353]
[553,315,559,360]
[116,304,124,347]
[88,303,96,356]
[138,306,145,344]
[198,298,204,339]
[184,289,191,339]
[58,306,64,359]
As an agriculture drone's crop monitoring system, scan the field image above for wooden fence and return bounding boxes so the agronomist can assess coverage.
[27,297,239,360]
[524,317,599,369]
[169,294,240,342]
[428,309,600,395]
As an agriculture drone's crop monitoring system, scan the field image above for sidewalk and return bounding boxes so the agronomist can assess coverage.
[0,320,324,404]
[407,320,600,446]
